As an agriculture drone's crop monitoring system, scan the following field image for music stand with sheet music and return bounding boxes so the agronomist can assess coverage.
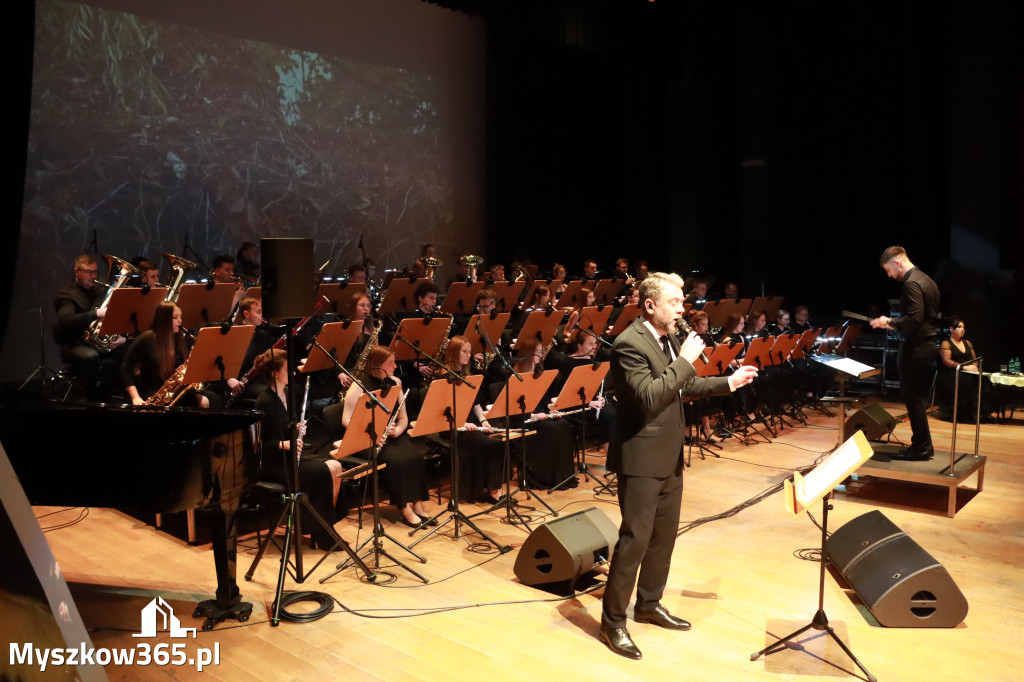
[322,386,429,583]
[751,431,876,682]
[751,295,784,321]
[811,354,881,448]
[687,343,743,460]
[176,283,237,328]
[547,361,609,491]
[480,368,560,523]
[96,287,167,338]
[440,281,485,315]
[573,305,614,341]
[591,279,623,306]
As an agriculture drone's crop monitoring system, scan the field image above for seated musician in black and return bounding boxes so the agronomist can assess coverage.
[254,348,344,550]
[425,335,506,504]
[549,328,614,447]
[122,302,215,408]
[226,296,279,404]
[766,308,791,336]
[336,345,434,528]
[791,306,813,334]
[53,254,126,401]
[395,281,444,389]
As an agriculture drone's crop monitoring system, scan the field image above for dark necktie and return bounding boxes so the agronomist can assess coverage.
[660,335,672,361]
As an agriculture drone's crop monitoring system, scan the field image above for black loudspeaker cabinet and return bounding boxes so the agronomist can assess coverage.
[514,507,618,586]
[825,510,968,628]
[260,238,314,320]
[843,403,897,441]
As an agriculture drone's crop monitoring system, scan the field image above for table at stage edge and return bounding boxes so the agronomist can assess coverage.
[984,372,1024,420]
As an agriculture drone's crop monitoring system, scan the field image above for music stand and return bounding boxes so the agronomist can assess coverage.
[461,312,510,355]
[591,279,622,306]
[751,431,876,682]
[177,283,237,328]
[521,279,557,307]
[752,295,784,321]
[300,321,363,374]
[512,309,566,351]
[406,375,509,552]
[688,343,742,459]
[440,281,485,315]
[323,387,429,583]
[179,325,255,396]
[389,317,450,363]
[317,282,367,316]
[97,287,167,337]
[606,303,641,337]
[548,361,609,490]
[378,277,425,315]
[810,354,880,448]
[554,280,587,309]
[740,336,777,439]
[483,369,560,519]
[573,305,614,340]
[491,281,526,313]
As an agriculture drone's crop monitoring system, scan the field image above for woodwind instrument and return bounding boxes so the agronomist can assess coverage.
[377,388,409,448]
[226,295,331,406]
[297,376,310,461]
[146,329,201,407]
[339,319,380,401]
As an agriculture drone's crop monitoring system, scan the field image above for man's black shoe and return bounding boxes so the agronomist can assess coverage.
[599,624,642,660]
[892,447,934,461]
[633,604,692,630]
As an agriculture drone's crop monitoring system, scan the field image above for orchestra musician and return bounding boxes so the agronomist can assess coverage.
[599,272,757,660]
[212,254,247,312]
[227,296,278,401]
[253,348,344,550]
[767,309,791,336]
[337,346,435,528]
[428,335,506,504]
[121,301,217,408]
[562,287,596,344]
[53,254,125,401]
[791,305,812,334]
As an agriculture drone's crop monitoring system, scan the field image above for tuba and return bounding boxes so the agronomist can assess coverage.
[162,253,199,302]
[457,254,484,283]
[422,257,443,281]
[84,255,143,351]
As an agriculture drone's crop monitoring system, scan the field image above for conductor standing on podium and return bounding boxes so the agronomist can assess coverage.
[599,272,758,660]
[870,246,940,461]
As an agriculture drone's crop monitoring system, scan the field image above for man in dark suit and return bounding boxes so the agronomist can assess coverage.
[600,272,758,660]
[870,246,940,461]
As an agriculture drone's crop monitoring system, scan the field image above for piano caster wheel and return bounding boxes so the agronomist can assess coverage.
[193,598,253,631]
[202,619,217,631]
[193,607,203,618]
[238,608,251,622]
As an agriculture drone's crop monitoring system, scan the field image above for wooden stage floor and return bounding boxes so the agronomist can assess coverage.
[31,400,1024,681]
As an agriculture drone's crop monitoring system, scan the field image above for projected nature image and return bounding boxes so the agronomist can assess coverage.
[23,0,454,286]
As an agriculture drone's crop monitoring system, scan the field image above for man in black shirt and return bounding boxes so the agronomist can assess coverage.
[53,254,125,400]
[870,246,940,460]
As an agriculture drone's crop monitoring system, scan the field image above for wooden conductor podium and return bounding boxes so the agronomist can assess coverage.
[752,431,878,682]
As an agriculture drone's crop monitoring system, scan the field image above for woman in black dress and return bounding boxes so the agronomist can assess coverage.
[936,317,993,422]
[431,335,506,504]
[336,345,433,527]
[122,301,215,408]
[253,348,343,550]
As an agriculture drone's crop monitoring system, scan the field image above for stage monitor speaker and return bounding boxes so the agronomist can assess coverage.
[825,510,968,628]
[514,507,618,586]
[844,404,897,441]
[260,238,313,320]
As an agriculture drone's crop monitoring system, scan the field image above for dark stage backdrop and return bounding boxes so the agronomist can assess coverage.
[3,0,484,381]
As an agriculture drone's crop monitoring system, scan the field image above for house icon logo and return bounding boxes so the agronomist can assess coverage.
[133,597,197,638]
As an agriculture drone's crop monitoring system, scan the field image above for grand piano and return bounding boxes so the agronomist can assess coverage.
[1,400,261,627]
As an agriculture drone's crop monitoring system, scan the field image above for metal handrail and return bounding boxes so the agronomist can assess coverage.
[949,355,983,476]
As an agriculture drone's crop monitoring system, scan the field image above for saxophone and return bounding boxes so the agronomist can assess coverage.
[146,360,197,407]
[339,319,381,401]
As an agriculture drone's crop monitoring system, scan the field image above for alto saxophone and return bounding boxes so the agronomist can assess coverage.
[339,319,381,401]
